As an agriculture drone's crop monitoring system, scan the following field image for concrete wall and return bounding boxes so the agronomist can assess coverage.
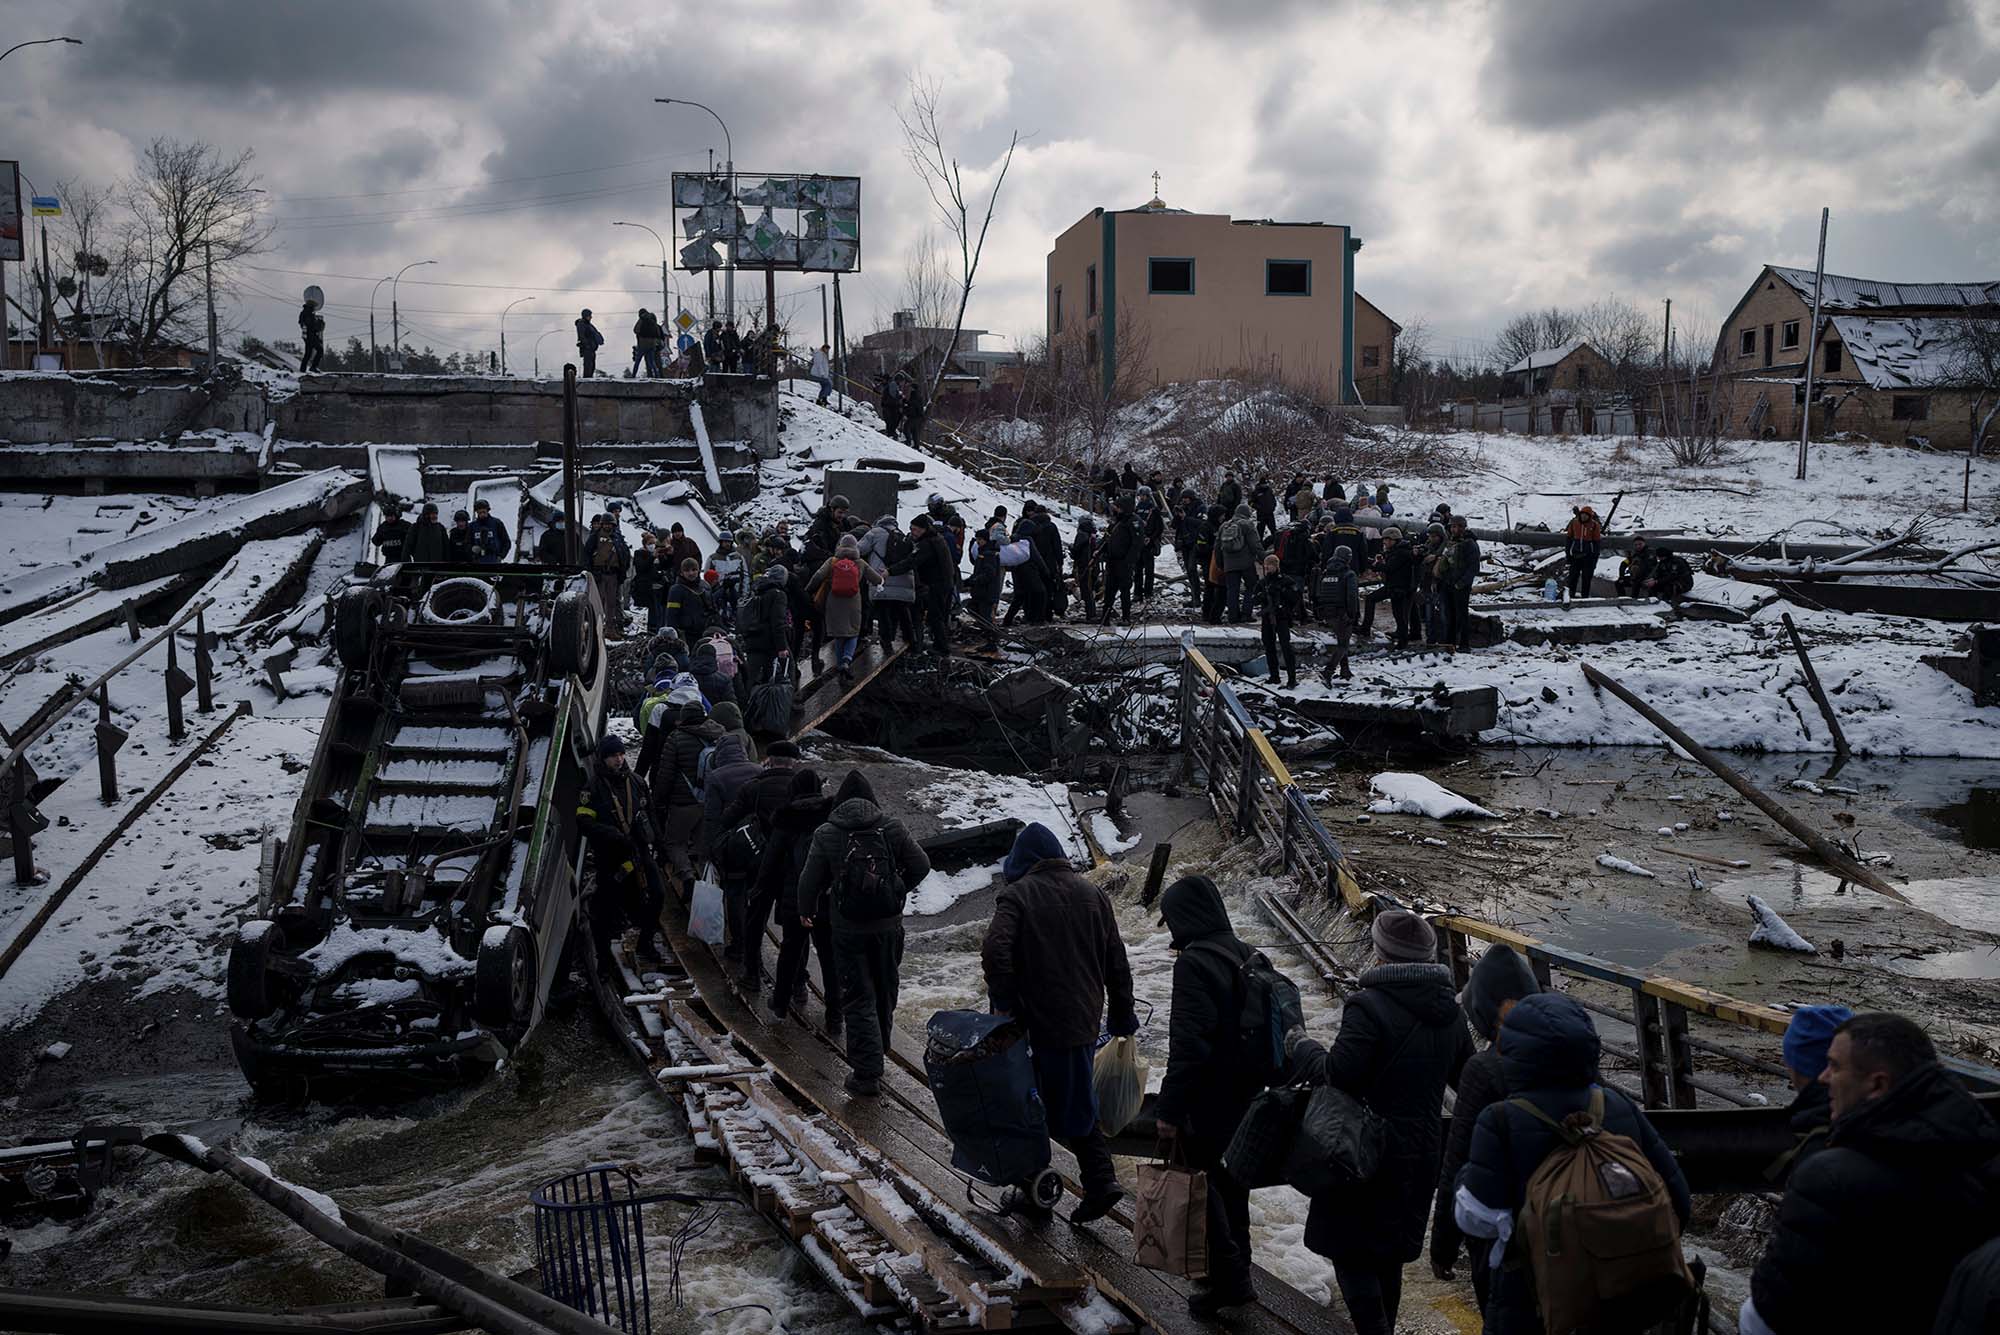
[0,369,778,455]
[0,370,266,443]
[273,373,778,455]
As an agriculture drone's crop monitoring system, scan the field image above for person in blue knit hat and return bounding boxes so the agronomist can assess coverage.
[1768,1004,1853,1182]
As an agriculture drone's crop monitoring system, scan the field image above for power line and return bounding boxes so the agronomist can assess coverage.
[268,179,672,230]
[245,263,666,298]
[268,149,709,203]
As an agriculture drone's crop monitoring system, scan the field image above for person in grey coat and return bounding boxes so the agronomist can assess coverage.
[1217,502,1260,622]
[858,514,918,652]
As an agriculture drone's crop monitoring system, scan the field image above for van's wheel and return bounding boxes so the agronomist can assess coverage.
[548,589,597,679]
[226,920,287,1020]
[333,587,386,670]
[475,925,538,1030]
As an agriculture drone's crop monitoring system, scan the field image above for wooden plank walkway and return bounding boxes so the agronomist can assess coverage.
[789,643,907,740]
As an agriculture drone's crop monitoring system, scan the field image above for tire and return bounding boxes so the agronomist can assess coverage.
[1029,1167,1063,1211]
[475,924,538,1031]
[226,919,287,1020]
[334,587,384,670]
[419,576,500,627]
[548,588,597,679]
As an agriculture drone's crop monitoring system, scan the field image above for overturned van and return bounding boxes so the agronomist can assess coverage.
[227,563,608,1098]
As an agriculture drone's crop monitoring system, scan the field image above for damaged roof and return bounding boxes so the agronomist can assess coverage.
[1769,266,2000,312]
[1828,314,1989,390]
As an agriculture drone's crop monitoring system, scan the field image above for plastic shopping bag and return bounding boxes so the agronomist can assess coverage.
[689,879,727,947]
[1092,1036,1150,1138]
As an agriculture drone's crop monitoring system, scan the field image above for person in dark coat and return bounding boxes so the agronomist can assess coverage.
[663,558,717,642]
[1154,875,1270,1316]
[878,376,905,437]
[796,771,930,1096]
[1766,1003,1851,1184]
[298,299,325,372]
[980,822,1137,1222]
[448,510,475,563]
[1428,945,1539,1311]
[1442,516,1480,651]
[965,528,1003,650]
[1216,471,1242,516]
[372,509,413,565]
[1644,543,1696,604]
[701,731,763,968]
[1252,554,1302,688]
[759,768,845,1031]
[469,499,510,565]
[1097,504,1139,625]
[1614,533,1657,597]
[535,514,570,566]
[1456,992,1691,1335]
[575,309,604,378]
[1070,516,1100,622]
[889,514,958,659]
[1287,910,1475,1335]
[1135,493,1165,601]
[407,503,450,562]
[1251,475,1278,542]
[577,735,666,963]
[720,743,805,992]
[1743,1012,2000,1335]
[902,381,927,447]
[1360,526,1417,646]
[1315,545,1360,684]
[639,701,720,892]
[720,320,742,373]
[1934,1236,2000,1335]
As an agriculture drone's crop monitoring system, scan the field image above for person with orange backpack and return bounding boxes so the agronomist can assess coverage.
[1453,991,1695,1335]
[1564,505,1605,600]
[807,533,882,682]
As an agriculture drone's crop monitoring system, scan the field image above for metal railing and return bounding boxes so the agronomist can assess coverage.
[1174,639,2000,1108]
[2,597,217,885]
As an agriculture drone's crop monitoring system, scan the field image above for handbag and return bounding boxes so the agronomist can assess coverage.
[1221,1085,1311,1189]
[1133,1140,1209,1279]
[1283,1083,1387,1195]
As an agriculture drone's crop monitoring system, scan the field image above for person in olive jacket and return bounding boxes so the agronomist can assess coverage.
[1286,910,1474,1335]
[980,822,1136,1223]
[1154,875,1271,1317]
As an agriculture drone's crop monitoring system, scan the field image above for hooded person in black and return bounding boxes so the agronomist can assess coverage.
[1154,876,1270,1316]
[760,768,844,1032]
[1287,910,1476,1335]
[1429,945,1539,1307]
[796,770,930,1095]
[980,822,1136,1223]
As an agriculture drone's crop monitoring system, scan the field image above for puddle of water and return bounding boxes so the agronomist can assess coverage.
[1523,905,1717,970]
[1921,787,2000,851]
[1719,867,2000,936]
[1885,943,2000,980]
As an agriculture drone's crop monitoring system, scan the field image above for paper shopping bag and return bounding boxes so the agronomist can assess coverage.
[1133,1158,1209,1279]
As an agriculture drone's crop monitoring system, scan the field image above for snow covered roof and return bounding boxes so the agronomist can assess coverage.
[1827,314,1989,390]
[1504,340,1597,375]
[1769,266,2000,312]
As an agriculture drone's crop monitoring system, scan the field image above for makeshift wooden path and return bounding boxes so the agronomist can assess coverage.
[593,894,1350,1335]
[789,643,907,740]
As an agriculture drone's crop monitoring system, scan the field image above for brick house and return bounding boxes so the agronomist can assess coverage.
[1712,264,2000,449]
[1500,339,1614,399]
[1354,293,1401,404]
[1046,193,1375,403]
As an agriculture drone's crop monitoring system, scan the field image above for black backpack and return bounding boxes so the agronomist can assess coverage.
[885,529,912,567]
[713,817,765,878]
[835,826,907,921]
[1188,940,1304,1085]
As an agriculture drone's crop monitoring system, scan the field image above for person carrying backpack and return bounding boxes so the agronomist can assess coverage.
[719,741,807,995]
[1564,505,1603,600]
[1155,875,1295,1316]
[577,734,668,964]
[1286,910,1476,1335]
[737,565,793,695]
[797,770,930,1097]
[700,732,763,967]
[980,822,1138,1224]
[1455,991,1693,1335]
[1218,502,1259,622]
[860,514,917,652]
[808,533,881,679]
[639,700,720,893]
[759,767,842,1030]
[1098,503,1139,625]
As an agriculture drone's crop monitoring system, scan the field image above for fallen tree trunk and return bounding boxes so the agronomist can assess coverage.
[1466,526,1924,560]
[1579,661,1907,901]
[1715,539,2000,580]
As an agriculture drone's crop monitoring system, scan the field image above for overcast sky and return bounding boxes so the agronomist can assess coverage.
[6,0,1998,367]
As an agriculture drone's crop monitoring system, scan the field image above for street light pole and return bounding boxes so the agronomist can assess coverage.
[369,274,393,372]
[613,220,672,325]
[500,296,534,376]
[390,259,436,370]
[655,98,734,323]
[0,36,81,62]
[533,328,561,378]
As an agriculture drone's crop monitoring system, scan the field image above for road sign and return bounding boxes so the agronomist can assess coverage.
[674,309,695,332]
[30,196,60,217]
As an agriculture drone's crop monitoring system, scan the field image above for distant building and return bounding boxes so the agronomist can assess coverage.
[1354,294,1401,405]
[1045,191,1371,403]
[1501,340,1614,399]
[850,311,1024,394]
[1712,264,2000,448]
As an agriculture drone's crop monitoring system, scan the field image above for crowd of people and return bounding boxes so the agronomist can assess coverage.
[570,308,785,380]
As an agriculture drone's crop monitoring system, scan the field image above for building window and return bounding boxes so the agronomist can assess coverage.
[1892,395,1929,421]
[1824,342,1842,373]
[1086,266,1097,317]
[1148,258,1195,295]
[1360,345,1381,369]
[1086,330,1099,368]
[1054,286,1063,331]
[1266,259,1311,296]
[1782,319,1800,349]
[1739,328,1757,357]
[1577,364,1591,389]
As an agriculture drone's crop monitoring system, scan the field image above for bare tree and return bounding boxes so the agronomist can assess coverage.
[897,76,1020,407]
[103,139,272,362]
[1928,314,2000,510]
[1018,305,1155,473]
[1493,307,1583,366]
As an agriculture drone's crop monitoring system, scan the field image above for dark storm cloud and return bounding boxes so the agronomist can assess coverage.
[1483,0,1965,129]
[71,0,516,98]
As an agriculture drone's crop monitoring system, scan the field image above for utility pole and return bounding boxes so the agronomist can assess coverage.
[820,282,828,348]
[706,149,716,325]
[38,218,54,361]
[1797,207,1829,481]
[1661,298,1672,369]
[203,240,217,374]
[832,272,845,411]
